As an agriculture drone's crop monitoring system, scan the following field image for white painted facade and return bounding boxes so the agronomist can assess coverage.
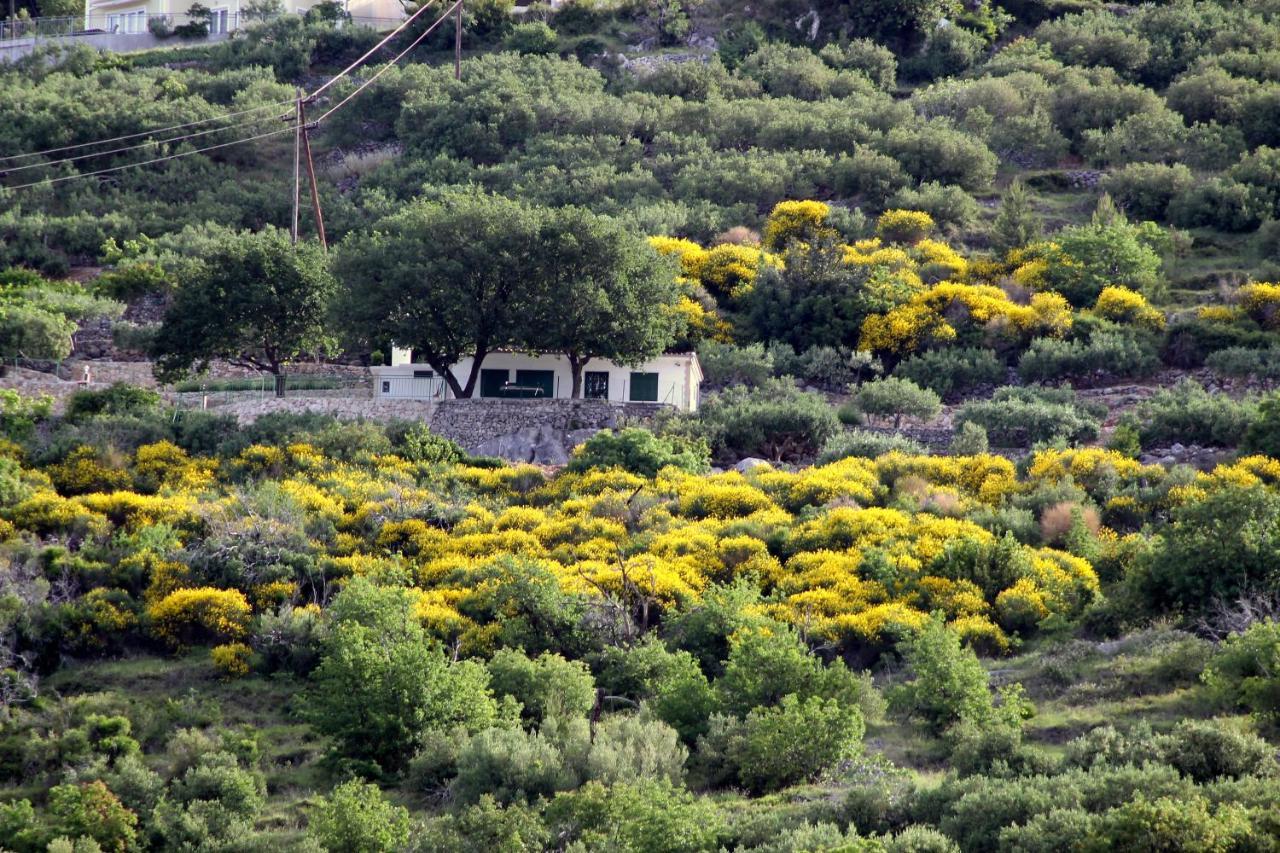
[83,0,405,36]
[371,350,703,412]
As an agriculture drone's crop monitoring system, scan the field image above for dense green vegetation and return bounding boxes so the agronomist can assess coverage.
[5,0,1280,849]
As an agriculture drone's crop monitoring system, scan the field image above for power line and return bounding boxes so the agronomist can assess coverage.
[0,1,455,192]
[0,100,294,164]
[307,0,442,100]
[315,0,461,124]
[0,112,289,176]
[0,126,298,192]
[0,1,439,166]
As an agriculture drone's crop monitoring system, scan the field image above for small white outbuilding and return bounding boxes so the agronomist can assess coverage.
[371,349,703,412]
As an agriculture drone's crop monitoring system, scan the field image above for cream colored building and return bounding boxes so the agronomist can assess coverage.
[85,0,405,35]
[372,349,704,412]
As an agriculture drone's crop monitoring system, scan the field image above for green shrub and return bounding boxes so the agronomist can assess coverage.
[698,341,774,388]
[486,649,596,725]
[853,377,942,428]
[1133,380,1259,448]
[308,779,411,853]
[670,379,840,463]
[818,429,929,463]
[64,383,161,423]
[1102,163,1196,220]
[887,616,994,734]
[948,422,989,456]
[1145,485,1280,615]
[1155,719,1276,783]
[956,387,1103,446]
[1205,346,1280,379]
[1161,317,1275,368]
[569,428,710,478]
[894,347,1004,400]
[699,694,865,794]
[1203,619,1280,720]
[504,21,558,54]
[451,725,578,806]
[1017,329,1158,383]
[1243,393,1280,458]
[584,714,687,787]
[394,422,467,465]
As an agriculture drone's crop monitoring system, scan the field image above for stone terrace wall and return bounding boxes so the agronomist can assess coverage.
[429,399,628,450]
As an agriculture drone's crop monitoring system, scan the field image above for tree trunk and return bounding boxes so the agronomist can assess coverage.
[274,372,286,398]
[457,348,487,398]
[568,352,587,399]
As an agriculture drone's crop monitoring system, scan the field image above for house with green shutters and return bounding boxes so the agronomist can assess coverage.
[371,350,703,412]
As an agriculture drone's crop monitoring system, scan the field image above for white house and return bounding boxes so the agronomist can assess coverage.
[371,349,703,412]
[83,0,405,37]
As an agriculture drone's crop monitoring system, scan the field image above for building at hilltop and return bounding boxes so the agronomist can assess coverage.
[372,348,703,412]
[82,0,404,36]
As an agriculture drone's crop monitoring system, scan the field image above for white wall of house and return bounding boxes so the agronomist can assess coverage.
[371,350,703,412]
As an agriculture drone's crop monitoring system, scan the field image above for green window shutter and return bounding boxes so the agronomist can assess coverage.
[630,372,659,402]
[514,369,555,398]
[480,369,509,398]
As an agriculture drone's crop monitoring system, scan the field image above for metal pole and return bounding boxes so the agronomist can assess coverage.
[298,98,328,251]
[454,0,461,80]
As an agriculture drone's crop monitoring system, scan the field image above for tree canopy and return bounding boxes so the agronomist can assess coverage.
[151,228,335,394]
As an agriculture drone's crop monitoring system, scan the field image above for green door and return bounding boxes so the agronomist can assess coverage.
[630,372,659,402]
[515,369,555,398]
[480,369,509,398]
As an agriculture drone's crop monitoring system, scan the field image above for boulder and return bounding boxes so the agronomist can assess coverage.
[734,457,773,472]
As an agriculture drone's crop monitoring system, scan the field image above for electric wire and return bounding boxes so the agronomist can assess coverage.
[0,99,294,163]
[0,112,294,175]
[0,125,298,191]
[0,0,452,190]
[314,0,461,124]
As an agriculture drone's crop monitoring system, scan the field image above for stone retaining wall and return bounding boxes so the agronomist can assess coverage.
[209,396,435,424]
[428,399,659,450]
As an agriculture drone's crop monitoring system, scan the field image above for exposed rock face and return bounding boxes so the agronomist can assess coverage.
[474,425,574,465]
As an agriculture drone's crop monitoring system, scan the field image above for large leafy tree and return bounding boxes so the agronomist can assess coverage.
[525,206,683,398]
[334,192,542,399]
[309,579,502,774]
[151,227,335,395]
[336,193,681,398]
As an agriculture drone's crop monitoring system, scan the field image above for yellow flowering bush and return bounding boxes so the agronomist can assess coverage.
[1237,282,1280,329]
[763,200,834,250]
[148,587,251,648]
[1093,286,1165,331]
[859,282,1072,353]
[875,209,934,244]
[211,642,252,678]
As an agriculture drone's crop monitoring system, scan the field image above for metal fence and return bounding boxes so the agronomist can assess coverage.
[1,11,405,42]
[171,373,370,408]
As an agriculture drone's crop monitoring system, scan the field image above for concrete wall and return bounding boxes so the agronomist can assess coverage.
[0,30,229,61]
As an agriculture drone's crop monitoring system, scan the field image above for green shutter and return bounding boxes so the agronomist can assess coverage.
[515,369,555,398]
[630,372,659,402]
[480,369,509,398]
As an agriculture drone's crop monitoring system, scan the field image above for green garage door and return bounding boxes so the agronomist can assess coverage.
[515,369,555,398]
[480,369,509,398]
[630,372,659,402]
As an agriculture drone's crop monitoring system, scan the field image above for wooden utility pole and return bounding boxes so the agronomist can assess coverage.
[291,89,302,244]
[454,0,461,80]
[298,97,327,252]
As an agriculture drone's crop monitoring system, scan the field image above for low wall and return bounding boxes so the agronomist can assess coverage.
[428,399,651,450]
[210,396,434,424]
[0,30,229,62]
